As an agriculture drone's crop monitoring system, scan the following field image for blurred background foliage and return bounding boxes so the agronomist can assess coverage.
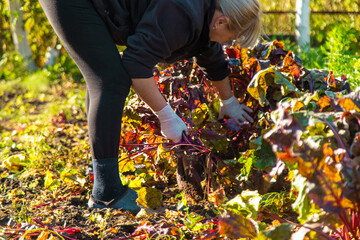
[263,0,360,46]
[0,0,359,85]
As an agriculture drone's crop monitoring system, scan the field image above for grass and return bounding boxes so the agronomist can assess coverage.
[0,69,88,174]
[275,23,360,88]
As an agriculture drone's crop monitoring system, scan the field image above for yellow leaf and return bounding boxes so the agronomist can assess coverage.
[218,211,257,239]
[165,209,182,219]
[317,96,331,111]
[36,230,49,240]
[156,144,173,163]
[123,176,143,189]
[340,198,355,209]
[192,103,208,126]
[2,154,27,172]
[271,220,281,228]
[136,187,162,209]
[323,143,334,156]
[297,159,315,178]
[60,169,86,186]
[105,228,118,234]
[254,232,271,240]
[118,153,136,173]
[323,163,342,182]
[273,40,285,50]
[337,98,360,112]
[44,171,61,190]
[48,234,60,240]
[208,188,227,206]
[293,101,305,112]
[247,68,275,107]
[275,148,301,164]
[146,134,166,144]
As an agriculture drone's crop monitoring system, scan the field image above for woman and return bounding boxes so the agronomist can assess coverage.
[39,0,262,213]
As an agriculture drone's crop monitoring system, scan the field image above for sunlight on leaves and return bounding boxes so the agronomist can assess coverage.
[136,187,163,209]
[337,97,360,112]
[317,96,331,111]
[44,170,61,190]
[208,188,227,206]
[225,190,261,219]
[118,152,136,173]
[218,211,257,239]
[248,67,275,107]
[2,154,27,172]
[258,223,293,240]
[291,171,320,224]
[60,168,86,186]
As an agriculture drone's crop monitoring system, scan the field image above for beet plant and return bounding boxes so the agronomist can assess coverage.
[119,39,359,239]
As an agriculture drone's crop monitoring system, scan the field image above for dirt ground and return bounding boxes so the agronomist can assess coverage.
[1,159,223,239]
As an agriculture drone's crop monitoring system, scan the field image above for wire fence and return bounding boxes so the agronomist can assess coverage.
[264,11,360,14]
[262,9,360,40]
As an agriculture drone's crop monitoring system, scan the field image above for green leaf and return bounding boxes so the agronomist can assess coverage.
[44,170,61,190]
[261,223,293,240]
[291,171,314,224]
[253,140,277,170]
[247,67,275,107]
[274,68,297,96]
[2,154,27,172]
[185,213,204,229]
[192,103,208,127]
[238,154,253,181]
[225,190,261,219]
[60,168,86,186]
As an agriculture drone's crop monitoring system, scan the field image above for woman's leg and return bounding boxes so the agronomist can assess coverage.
[39,0,134,205]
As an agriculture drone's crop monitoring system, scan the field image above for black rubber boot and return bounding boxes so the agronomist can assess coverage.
[89,158,140,214]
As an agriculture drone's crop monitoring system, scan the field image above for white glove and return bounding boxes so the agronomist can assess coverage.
[154,104,188,142]
[218,96,254,125]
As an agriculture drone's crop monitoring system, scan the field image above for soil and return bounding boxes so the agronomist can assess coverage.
[0,163,220,239]
[0,144,296,239]
[0,85,223,239]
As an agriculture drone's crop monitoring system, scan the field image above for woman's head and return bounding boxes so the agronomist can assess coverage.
[211,0,262,48]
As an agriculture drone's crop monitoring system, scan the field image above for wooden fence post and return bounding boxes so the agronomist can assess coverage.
[295,0,311,50]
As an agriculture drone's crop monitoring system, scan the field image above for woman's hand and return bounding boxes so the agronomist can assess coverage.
[131,77,187,142]
[154,104,188,142]
[211,76,253,125]
[218,96,253,124]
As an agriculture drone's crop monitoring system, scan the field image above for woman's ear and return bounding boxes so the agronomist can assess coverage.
[216,16,230,27]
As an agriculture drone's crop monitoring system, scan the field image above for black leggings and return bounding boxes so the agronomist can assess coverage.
[40,0,131,159]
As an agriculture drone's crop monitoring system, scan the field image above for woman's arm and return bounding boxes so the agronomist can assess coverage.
[131,77,188,142]
[211,76,233,100]
[131,77,167,111]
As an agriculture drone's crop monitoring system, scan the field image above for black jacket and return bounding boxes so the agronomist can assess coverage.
[91,0,230,81]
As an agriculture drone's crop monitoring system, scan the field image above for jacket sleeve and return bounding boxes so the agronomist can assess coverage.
[194,42,230,81]
[122,1,194,79]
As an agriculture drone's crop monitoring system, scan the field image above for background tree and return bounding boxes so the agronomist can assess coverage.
[0,1,13,56]
[0,0,359,77]
[295,0,310,50]
[8,0,36,70]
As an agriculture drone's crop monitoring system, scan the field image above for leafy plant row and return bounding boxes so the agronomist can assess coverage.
[119,40,360,239]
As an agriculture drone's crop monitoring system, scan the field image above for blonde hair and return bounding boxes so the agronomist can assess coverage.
[217,0,262,48]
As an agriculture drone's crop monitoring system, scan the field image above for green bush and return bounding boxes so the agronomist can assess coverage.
[324,23,360,87]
